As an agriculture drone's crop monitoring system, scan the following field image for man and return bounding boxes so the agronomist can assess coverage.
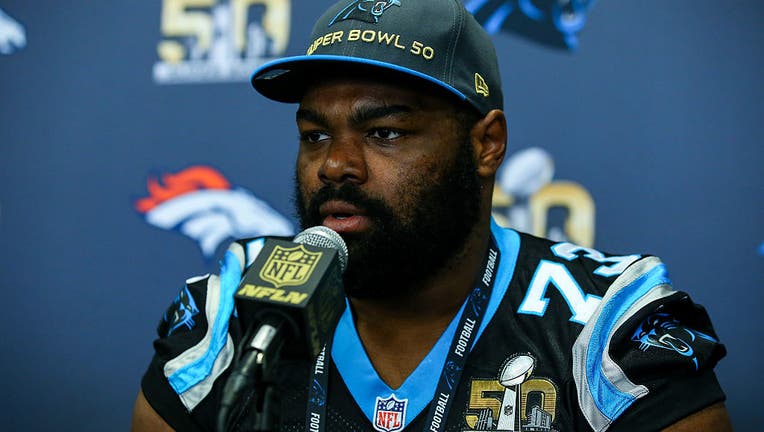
[133,0,731,430]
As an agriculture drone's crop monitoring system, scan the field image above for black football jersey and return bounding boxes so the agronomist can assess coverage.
[141,220,725,431]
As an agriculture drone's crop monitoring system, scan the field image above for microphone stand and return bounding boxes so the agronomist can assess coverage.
[217,315,291,432]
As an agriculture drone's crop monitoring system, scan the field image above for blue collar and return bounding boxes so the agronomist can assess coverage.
[331,220,521,425]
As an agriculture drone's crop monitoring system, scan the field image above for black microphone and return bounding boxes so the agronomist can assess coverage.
[217,226,348,432]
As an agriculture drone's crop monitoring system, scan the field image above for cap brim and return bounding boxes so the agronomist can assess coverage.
[251,54,468,104]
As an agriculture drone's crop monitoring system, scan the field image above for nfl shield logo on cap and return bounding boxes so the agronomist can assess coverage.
[373,394,408,432]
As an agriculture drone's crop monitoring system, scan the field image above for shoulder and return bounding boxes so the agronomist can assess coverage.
[555,242,728,430]
[489,226,727,430]
[500,228,645,326]
[140,237,268,429]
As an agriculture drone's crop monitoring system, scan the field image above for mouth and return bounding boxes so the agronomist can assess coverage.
[319,200,371,234]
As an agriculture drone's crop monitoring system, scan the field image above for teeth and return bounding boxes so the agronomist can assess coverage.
[334,214,350,220]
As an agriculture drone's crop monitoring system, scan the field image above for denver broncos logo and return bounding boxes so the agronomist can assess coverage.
[0,8,26,55]
[329,0,401,26]
[135,165,293,258]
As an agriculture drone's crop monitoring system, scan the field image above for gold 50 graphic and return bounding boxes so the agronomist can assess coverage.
[492,181,595,248]
[154,0,290,83]
[464,378,558,431]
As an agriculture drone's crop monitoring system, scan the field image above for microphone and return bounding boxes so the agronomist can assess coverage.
[218,226,348,432]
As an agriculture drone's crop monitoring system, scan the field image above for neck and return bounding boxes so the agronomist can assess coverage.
[348,216,492,388]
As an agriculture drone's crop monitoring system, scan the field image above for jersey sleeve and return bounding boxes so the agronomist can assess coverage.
[571,256,727,431]
[140,241,251,431]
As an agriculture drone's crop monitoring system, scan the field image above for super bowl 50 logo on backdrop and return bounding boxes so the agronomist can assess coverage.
[153,0,290,84]
[491,147,595,248]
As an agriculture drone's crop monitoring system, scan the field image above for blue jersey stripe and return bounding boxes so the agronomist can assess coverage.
[168,250,241,393]
[584,263,671,421]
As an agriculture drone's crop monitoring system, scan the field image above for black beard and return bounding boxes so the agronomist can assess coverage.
[294,140,482,300]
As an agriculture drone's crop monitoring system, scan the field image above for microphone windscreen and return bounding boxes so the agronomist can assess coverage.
[293,226,348,273]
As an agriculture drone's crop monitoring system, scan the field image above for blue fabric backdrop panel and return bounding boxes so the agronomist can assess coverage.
[0,1,761,430]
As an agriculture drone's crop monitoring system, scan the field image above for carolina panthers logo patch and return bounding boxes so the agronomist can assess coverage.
[329,0,401,26]
[164,286,200,336]
[631,313,718,370]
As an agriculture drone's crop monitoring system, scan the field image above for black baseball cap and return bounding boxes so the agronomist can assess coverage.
[251,0,503,115]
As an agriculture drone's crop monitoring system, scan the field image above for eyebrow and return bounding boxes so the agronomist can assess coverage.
[296,108,328,126]
[349,104,413,126]
[296,104,414,128]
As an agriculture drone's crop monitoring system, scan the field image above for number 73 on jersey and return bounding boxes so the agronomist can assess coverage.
[518,243,640,325]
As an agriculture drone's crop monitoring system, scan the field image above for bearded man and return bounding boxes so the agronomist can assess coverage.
[132,1,730,430]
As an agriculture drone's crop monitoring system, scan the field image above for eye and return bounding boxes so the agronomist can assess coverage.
[300,131,330,143]
[367,128,403,140]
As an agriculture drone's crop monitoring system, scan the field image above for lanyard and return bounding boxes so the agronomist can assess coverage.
[306,237,500,432]
[306,341,331,432]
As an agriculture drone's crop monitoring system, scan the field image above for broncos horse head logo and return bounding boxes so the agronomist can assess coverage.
[0,8,26,55]
[135,165,294,259]
[329,0,402,26]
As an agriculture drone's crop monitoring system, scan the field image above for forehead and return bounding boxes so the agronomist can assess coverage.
[298,72,462,114]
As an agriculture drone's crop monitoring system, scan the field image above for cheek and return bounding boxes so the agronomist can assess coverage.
[295,157,319,203]
[369,155,436,205]
[296,152,320,184]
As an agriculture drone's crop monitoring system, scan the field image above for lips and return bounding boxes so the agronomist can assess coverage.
[319,200,371,234]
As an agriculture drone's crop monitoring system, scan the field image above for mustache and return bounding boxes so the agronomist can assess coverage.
[299,182,394,228]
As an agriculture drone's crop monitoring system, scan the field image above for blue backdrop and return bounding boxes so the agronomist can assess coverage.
[1,1,761,430]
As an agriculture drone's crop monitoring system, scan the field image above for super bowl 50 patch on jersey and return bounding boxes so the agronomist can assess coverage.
[463,353,560,432]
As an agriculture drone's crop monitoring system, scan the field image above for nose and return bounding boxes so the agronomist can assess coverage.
[318,135,367,185]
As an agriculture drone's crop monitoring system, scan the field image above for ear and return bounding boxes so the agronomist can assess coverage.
[471,109,507,178]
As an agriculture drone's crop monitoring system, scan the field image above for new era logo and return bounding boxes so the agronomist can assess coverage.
[475,73,489,97]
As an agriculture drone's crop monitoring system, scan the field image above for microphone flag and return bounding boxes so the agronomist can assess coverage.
[234,235,345,360]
